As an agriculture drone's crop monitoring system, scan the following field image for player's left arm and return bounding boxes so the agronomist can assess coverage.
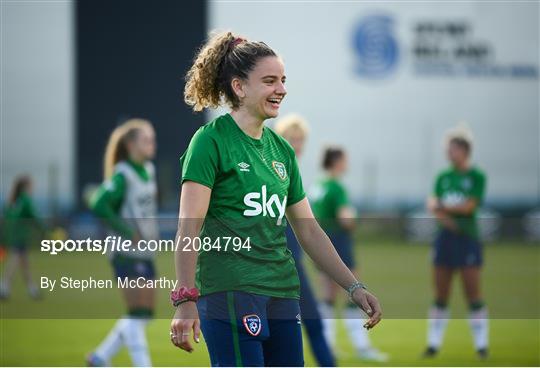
[286,198,381,329]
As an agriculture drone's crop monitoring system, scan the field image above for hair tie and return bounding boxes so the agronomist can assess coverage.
[229,37,245,51]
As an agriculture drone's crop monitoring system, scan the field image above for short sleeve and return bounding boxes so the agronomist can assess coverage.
[287,152,306,207]
[180,128,219,189]
[433,173,443,198]
[334,183,348,209]
[470,171,486,203]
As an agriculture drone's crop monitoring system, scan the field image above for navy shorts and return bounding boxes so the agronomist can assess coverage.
[197,291,304,367]
[111,254,156,279]
[433,229,483,268]
[328,231,355,269]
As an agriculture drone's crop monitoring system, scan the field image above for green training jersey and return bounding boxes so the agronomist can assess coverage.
[310,177,349,233]
[2,193,42,247]
[433,166,486,239]
[180,113,305,299]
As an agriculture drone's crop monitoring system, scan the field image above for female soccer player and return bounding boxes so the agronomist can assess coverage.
[274,114,336,367]
[423,126,488,359]
[87,119,158,367]
[0,175,42,300]
[169,31,381,367]
[311,147,388,362]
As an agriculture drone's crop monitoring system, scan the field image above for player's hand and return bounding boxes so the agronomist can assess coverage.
[427,197,442,213]
[338,206,357,231]
[170,301,200,352]
[351,288,382,330]
[433,210,459,233]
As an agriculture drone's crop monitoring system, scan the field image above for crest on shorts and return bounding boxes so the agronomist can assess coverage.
[242,314,262,336]
[272,161,287,180]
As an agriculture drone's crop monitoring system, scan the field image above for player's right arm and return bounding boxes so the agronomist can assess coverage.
[171,128,218,353]
[170,181,210,353]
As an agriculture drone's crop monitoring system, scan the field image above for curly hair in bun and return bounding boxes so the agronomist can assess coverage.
[184,31,277,111]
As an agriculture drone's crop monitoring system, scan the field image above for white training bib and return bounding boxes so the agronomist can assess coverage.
[114,160,159,259]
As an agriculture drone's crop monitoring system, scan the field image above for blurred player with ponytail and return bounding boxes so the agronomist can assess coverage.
[87,119,158,367]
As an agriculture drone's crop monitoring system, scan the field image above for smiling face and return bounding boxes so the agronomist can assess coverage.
[234,56,287,120]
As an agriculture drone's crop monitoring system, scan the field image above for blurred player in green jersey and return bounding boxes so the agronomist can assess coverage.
[0,175,43,299]
[275,114,336,367]
[423,124,489,359]
[87,119,158,367]
[311,146,388,362]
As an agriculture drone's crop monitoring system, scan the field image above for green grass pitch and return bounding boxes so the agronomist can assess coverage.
[1,240,538,366]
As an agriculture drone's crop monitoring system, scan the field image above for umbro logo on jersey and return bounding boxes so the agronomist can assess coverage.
[238,162,250,172]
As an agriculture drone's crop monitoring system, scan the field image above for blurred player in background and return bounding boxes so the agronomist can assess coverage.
[87,119,158,367]
[311,146,388,362]
[0,175,43,300]
[274,114,336,367]
[170,31,381,367]
[423,124,488,359]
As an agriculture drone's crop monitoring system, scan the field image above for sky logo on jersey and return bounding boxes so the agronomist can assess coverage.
[238,162,250,172]
[441,191,466,206]
[243,314,262,336]
[243,185,287,225]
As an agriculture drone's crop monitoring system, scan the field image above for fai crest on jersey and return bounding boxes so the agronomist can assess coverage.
[242,314,262,336]
[272,161,287,180]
